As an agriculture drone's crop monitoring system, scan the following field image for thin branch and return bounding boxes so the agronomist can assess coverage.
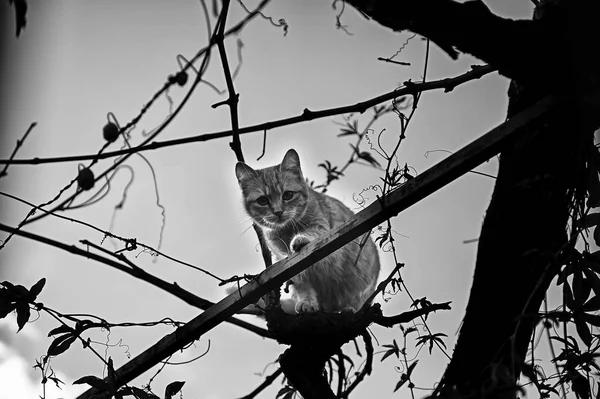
[373,302,452,328]
[0,65,497,166]
[0,121,36,178]
[74,92,563,399]
[237,367,284,399]
[0,222,272,340]
[216,0,244,162]
[0,190,226,282]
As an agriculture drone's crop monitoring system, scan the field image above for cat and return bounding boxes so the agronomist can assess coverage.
[235,149,380,314]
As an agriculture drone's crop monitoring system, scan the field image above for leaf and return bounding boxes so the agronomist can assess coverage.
[582,267,600,298]
[276,386,294,399]
[582,294,600,312]
[406,360,418,378]
[164,381,185,398]
[48,376,64,388]
[564,281,575,310]
[581,312,600,327]
[572,269,589,308]
[16,302,30,332]
[381,339,400,362]
[47,334,77,357]
[574,316,592,347]
[0,303,16,319]
[394,374,409,392]
[578,213,600,228]
[73,375,110,391]
[357,151,381,167]
[28,278,46,300]
[48,324,74,337]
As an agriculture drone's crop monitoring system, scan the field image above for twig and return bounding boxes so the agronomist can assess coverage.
[0,190,225,282]
[0,121,36,178]
[0,222,271,340]
[216,0,244,162]
[0,65,497,166]
[377,58,410,66]
[237,367,284,399]
[373,302,452,327]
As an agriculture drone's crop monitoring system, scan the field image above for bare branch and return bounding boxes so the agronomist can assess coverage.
[0,121,36,179]
[237,367,284,399]
[0,65,497,167]
[0,222,272,340]
[373,302,452,327]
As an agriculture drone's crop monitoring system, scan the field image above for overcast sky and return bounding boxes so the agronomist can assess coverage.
[0,1,542,398]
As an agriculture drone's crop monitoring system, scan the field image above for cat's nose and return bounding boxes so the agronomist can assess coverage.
[273,209,283,217]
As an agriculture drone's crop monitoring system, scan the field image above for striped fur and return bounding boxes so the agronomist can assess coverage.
[235,149,380,314]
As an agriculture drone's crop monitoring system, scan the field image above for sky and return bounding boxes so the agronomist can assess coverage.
[0,1,544,399]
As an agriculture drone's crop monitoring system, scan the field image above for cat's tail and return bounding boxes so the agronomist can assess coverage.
[225,286,297,316]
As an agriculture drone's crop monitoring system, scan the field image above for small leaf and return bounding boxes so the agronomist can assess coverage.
[406,360,418,377]
[276,386,294,399]
[28,278,46,300]
[357,151,381,167]
[47,334,77,357]
[73,375,110,391]
[164,381,185,398]
[48,324,74,337]
[16,302,30,332]
[48,376,64,388]
[394,374,408,392]
[380,347,396,362]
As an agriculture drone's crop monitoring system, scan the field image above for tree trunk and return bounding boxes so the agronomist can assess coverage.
[345,0,600,397]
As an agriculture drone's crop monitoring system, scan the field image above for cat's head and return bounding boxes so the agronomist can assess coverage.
[235,149,309,230]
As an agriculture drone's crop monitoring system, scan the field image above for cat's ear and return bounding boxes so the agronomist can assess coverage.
[235,162,256,183]
[281,149,301,172]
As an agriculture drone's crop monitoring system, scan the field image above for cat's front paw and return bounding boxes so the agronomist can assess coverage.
[291,235,310,253]
[295,299,319,313]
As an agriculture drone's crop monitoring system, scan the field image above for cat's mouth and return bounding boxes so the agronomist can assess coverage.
[260,215,290,229]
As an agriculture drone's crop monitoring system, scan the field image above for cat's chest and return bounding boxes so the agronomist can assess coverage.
[265,228,296,256]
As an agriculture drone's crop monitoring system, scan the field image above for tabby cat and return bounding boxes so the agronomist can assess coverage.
[235,149,380,314]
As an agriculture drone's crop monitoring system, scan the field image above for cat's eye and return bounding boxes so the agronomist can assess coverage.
[282,191,294,201]
[256,196,269,206]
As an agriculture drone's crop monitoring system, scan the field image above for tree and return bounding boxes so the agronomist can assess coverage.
[1,1,599,399]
